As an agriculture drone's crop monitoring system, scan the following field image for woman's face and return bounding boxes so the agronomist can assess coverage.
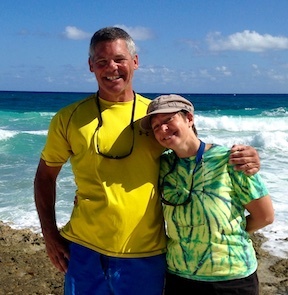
[151,112,193,150]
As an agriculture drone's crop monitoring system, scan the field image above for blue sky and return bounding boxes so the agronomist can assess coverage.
[1,0,288,93]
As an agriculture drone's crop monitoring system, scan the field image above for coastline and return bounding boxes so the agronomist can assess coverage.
[0,221,287,295]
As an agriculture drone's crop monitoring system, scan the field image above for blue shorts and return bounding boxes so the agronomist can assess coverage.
[64,242,166,295]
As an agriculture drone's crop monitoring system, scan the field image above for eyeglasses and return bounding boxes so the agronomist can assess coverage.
[94,91,136,159]
[151,112,179,132]
[160,141,205,206]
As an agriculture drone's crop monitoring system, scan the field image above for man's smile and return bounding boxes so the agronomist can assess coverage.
[106,75,121,81]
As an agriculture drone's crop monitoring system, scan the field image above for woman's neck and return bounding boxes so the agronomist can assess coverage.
[175,139,212,158]
[175,138,201,158]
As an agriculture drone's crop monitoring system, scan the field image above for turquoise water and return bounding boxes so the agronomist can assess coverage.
[1,91,288,257]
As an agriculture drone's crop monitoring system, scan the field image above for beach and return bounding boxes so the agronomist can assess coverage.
[0,221,287,295]
[0,221,63,295]
[0,92,288,294]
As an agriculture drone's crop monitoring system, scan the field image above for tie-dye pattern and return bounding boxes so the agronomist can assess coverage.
[160,145,268,281]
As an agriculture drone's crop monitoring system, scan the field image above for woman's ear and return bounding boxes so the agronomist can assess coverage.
[186,112,194,127]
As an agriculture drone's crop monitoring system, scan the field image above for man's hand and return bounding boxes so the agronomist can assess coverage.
[229,145,260,176]
[43,229,70,273]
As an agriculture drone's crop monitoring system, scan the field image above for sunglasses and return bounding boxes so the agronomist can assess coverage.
[93,91,136,159]
[160,141,205,206]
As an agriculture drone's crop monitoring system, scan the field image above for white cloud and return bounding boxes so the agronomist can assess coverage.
[63,26,91,40]
[207,30,288,52]
[114,24,153,41]
[45,77,54,83]
[215,66,231,76]
[62,25,152,42]
[18,29,30,36]
[267,70,288,82]
[252,64,261,75]
[137,65,176,85]
[199,69,216,81]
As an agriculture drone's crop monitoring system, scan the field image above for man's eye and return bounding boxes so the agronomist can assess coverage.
[115,58,127,64]
[95,60,107,66]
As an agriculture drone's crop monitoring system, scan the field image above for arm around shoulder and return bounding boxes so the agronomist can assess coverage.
[229,145,260,176]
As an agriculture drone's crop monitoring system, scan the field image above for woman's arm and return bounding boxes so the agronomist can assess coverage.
[244,195,274,234]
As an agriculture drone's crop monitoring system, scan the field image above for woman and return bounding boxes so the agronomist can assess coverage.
[140,94,274,295]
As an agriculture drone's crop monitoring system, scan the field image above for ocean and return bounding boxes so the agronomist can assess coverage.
[0,91,288,258]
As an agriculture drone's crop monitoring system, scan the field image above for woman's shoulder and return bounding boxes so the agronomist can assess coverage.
[160,149,176,163]
[206,144,229,154]
[204,144,230,164]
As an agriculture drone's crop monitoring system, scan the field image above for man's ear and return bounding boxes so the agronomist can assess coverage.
[133,54,139,70]
[88,58,94,72]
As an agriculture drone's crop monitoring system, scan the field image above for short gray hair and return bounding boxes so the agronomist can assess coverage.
[89,27,137,59]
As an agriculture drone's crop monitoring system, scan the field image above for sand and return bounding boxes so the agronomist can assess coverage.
[0,221,287,295]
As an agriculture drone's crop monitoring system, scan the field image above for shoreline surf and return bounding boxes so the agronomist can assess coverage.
[0,220,287,295]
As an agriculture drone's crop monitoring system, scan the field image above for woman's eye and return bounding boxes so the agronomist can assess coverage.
[165,116,174,123]
[152,124,160,131]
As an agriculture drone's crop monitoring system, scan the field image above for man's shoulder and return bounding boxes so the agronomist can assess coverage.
[57,94,96,115]
[135,93,152,106]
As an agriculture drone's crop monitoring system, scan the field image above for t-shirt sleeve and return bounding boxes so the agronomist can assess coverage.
[41,111,72,166]
[228,167,269,205]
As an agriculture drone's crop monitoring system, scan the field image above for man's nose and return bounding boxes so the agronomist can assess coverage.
[107,59,118,69]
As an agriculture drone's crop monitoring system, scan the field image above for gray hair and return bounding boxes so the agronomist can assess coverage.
[89,27,137,59]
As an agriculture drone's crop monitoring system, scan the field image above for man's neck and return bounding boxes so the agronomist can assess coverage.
[98,89,135,102]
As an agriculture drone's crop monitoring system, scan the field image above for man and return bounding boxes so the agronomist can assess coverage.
[34,27,260,295]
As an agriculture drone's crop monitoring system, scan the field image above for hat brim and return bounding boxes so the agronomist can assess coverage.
[140,107,183,131]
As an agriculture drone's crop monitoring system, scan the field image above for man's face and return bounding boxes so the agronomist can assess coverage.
[89,39,139,100]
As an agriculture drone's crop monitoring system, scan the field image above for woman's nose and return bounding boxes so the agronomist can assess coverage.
[160,123,169,132]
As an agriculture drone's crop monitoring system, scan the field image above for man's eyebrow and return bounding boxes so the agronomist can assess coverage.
[95,53,127,59]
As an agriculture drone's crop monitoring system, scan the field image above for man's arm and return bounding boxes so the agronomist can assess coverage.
[229,145,260,176]
[34,158,69,273]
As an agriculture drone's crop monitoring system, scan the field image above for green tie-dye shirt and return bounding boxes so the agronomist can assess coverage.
[160,145,268,282]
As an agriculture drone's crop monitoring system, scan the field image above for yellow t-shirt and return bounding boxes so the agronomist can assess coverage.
[41,93,166,257]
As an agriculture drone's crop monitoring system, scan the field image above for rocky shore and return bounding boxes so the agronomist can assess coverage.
[0,221,287,295]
